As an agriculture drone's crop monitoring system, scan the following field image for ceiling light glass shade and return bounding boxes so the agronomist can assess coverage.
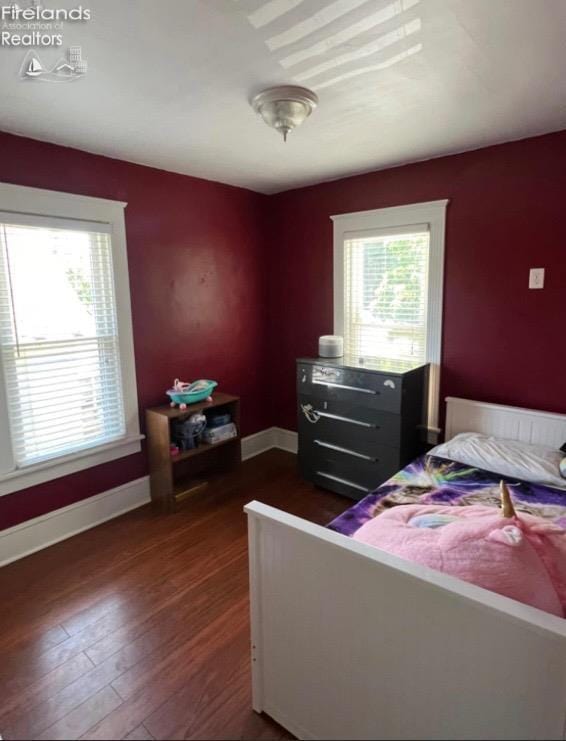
[252,86,318,142]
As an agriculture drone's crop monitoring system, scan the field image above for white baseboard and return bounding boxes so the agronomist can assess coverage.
[0,476,150,568]
[273,427,298,454]
[242,427,298,460]
[241,427,277,460]
[1,428,298,568]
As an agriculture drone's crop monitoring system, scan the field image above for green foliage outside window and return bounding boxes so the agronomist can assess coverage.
[363,236,427,325]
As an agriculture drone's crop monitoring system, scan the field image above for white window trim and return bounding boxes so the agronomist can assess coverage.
[0,182,143,496]
[332,199,449,441]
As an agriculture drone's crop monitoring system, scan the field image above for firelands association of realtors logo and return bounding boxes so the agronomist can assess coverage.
[1,0,91,82]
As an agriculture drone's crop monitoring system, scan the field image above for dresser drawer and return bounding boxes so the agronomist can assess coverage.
[297,363,402,413]
[307,470,371,501]
[299,439,399,493]
[298,394,401,448]
[298,397,401,457]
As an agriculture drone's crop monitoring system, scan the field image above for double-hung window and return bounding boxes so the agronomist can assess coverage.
[0,184,141,496]
[333,200,448,440]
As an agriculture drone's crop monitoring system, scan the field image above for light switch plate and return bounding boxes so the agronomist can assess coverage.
[529,267,545,289]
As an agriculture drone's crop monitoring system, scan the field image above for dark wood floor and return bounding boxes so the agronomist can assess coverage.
[0,450,348,740]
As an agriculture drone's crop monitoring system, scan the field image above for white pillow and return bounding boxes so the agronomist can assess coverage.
[429,432,566,490]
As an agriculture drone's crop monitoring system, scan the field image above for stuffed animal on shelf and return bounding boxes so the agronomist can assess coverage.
[353,481,566,616]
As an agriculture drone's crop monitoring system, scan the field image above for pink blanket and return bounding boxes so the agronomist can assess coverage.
[353,497,566,616]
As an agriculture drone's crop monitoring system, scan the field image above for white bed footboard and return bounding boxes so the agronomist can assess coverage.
[246,501,566,740]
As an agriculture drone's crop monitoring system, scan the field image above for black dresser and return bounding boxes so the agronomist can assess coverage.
[297,356,428,500]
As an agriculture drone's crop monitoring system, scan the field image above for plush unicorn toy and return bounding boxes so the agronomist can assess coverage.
[353,481,566,616]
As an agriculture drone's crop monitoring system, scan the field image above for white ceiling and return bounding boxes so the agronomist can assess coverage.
[2,0,566,194]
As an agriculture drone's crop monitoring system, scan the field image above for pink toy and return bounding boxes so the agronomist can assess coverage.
[353,481,566,616]
[173,379,189,392]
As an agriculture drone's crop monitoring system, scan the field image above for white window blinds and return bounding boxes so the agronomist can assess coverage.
[343,228,430,363]
[0,215,126,468]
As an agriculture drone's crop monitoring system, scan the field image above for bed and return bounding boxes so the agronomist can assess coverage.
[328,454,566,537]
[245,397,566,740]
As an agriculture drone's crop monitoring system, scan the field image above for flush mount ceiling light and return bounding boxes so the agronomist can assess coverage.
[252,85,318,142]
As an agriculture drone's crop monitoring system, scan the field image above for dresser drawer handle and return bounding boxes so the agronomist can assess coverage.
[316,410,378,429]
[315,471,369,493]
[314,440,377,462]
[313,380,378,395]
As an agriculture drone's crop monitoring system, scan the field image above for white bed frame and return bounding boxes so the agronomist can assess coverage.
[245,397,566,740]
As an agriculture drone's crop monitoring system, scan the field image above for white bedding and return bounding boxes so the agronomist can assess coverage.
[430,432,566,490]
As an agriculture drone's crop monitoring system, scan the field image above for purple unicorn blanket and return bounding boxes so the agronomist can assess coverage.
[328,454,566,538]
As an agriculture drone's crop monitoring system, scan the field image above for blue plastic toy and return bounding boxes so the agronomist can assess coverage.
[166,379,218,409]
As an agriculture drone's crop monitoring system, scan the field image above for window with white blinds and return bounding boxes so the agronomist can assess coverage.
[0,216,126,467]
[343,228,430,363]
[333,200,448,440]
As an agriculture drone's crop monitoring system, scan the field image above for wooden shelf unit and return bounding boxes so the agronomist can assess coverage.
[146,392,241,511]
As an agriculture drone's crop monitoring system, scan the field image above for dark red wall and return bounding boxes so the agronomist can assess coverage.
[0,132,271,530]
[267,130,566,431]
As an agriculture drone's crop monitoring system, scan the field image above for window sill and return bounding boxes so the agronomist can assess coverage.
[0,435,144,497]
